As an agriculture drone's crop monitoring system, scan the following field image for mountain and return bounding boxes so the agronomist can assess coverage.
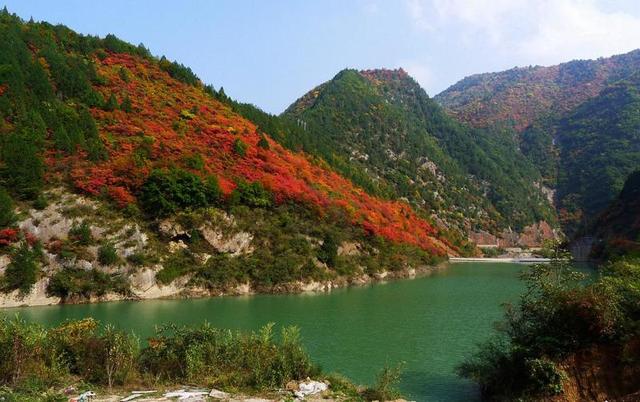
[281,68,555,235]
[0,10,465,306]
[590,170,640,259]
[435,49,640,133]
[556,75,640,232]
[436,51,640,236]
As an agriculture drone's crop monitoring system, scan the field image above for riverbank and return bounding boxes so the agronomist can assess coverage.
[0,188,451,309]
[450,257,552,264]
[0,260,449,309]
[0,317,407,402]
[7,261,529,401]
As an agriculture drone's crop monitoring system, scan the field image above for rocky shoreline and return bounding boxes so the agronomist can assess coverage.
[0,260,446,309]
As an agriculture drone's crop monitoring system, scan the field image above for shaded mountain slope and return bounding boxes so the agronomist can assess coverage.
[590,170,640,259]
[555,75,640,232]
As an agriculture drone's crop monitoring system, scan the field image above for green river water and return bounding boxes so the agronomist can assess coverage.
[5,262,529,401]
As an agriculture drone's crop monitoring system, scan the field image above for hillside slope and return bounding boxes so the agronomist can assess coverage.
[0,11,462,306]
[590,170,640,259]
[555,76,640,232]
[282,68,554,234]
[436,51,640,236]
[435,49,640,132]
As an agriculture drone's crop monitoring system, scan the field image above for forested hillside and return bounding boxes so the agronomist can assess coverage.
[281,68,554,233]
[436,50,640,236]
[435,49,640,133]
[556,75,640,232]
[590,170,640,259]
[0,9,468,305]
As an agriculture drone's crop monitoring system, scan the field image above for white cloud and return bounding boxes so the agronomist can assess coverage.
[405,0,640,65]
[519,1,640,64]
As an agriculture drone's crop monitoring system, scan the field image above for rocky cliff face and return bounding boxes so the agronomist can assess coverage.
[470,221,558,249]
[0,188,447,307]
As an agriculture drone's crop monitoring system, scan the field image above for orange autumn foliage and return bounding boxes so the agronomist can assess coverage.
[64,53,456,256]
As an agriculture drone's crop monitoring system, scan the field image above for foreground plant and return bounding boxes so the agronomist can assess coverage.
[0,317,396,400]
[458,251,640,401]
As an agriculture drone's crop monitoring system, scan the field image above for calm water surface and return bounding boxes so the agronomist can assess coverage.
[6,262,529,401]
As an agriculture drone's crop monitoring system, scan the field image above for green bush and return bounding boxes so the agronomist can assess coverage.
[318,233,338,267]
[46,267,129,300]
[140,322,318,388]
[156,250,196,285]
[233,138,248,156]
[1,241,42,294]
[126,252,148,266]
[458,252,640,400]
[97,243,119,266]
[101,324,138,389]
[32,194,48,210]
[193,253,252,289]
[68,221,92,246]
[362,364,404,401]
[120,94,132,113]
[0,314,381,398]
[0,317,48,386]
[0,187,15,228]
[230,181,272,208]
[257,134,270,149]
[104,93,118,111]
[139,168,221,217]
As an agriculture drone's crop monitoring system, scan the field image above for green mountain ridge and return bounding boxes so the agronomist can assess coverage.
[281,68,555,233]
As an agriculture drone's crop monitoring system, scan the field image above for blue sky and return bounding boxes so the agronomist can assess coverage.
[3,0,640,113]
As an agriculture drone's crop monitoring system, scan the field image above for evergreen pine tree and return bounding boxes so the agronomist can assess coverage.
[104,93,118,111]
[0,187,15,228]
[53,125,73,153]
[120,94,132,112]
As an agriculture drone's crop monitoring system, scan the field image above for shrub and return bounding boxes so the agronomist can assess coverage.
[1,241,42,294]
[102,324,138,389]
[0,187,15,228]
[98,243,119,266]
[104,93,118,111]
[230,181,272,208]
[318,233,338,267]
[47,267,129,300]
[68,221,92,246]
[233,138,248,156]
[139,168,221,217]
[155,250,196,285]
[126,252,148,266]
[193,253,250,289]
[363,364,404,401]
[118,67,130,83]
[139,322,317,388]
[457,251,640,400]
[120,94,132,112]
[183,153,204,170]
[0,317,47,386]
[32,194,48,210]
[257,134,270,149]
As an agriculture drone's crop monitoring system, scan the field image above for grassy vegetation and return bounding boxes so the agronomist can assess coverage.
[0,317,396,401]
[159,204,446,291]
